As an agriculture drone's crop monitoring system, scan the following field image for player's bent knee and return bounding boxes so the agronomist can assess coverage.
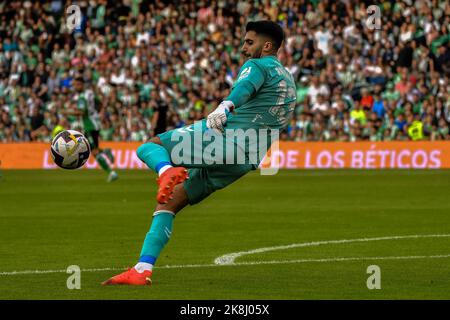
[136,137,163,161]
[136,144,147,161]
[155,184,189,214]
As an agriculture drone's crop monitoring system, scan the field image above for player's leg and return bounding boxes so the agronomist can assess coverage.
[102,183,189,286]
[102,162,254,286]
[137,136,189,204]
[136,136,172,175]
[102,147,115,164]
[133,163,253,277]
[102,164,253,286]
[101,133,194,285]
[87,130,118,182]
[137,184,189,263]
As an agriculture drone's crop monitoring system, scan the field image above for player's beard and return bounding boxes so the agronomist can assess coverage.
[243,46,263,60]
[252,46,263,59]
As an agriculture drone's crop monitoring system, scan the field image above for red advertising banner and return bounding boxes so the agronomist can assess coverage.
[261,141,450,169]
[0,142,143,169]
[0,141,449,169]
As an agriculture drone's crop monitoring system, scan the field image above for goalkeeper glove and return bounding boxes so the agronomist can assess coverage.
[206,100,234,132]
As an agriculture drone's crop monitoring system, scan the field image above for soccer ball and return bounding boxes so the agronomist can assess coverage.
[50,130,91,169]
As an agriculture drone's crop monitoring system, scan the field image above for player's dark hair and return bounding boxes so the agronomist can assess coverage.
[245,20,285,51]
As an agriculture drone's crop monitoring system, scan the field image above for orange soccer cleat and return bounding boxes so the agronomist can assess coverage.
[157,167,188,204]
[101,268,152,286]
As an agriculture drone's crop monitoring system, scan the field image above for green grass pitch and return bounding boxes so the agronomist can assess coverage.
[1,169,450,299]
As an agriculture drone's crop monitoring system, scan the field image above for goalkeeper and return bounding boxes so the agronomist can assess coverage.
[103,20,296,285]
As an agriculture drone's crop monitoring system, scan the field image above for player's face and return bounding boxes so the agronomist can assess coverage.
[241,31,265,60]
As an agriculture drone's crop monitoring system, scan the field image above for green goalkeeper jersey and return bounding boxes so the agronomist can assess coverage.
[226,55,297,131]
[76,89,101,132]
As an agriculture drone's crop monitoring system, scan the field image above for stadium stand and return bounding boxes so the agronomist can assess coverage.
[0,0,448,142]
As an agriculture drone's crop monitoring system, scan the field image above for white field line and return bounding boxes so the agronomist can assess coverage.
[2,254,450,276]
[214,234,450,265]
[1,234,450,276]
[0,267,123,276]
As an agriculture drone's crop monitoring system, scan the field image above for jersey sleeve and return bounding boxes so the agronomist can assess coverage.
[226,59,266,108]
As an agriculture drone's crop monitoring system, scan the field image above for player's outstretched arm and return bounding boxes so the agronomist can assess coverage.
[207,60,265,131]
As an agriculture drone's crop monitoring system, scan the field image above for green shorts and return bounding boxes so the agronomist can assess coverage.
[158,120,254,205]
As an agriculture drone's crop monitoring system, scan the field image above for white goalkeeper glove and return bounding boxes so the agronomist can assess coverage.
[206,100,234,132]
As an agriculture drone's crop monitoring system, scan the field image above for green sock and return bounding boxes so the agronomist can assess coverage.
[136,142,172,174]
[103,148,114,163]
[139,211,174,265]
[96,152,112,173]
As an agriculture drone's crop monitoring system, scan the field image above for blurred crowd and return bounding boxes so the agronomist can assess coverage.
[0,0,449,143]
